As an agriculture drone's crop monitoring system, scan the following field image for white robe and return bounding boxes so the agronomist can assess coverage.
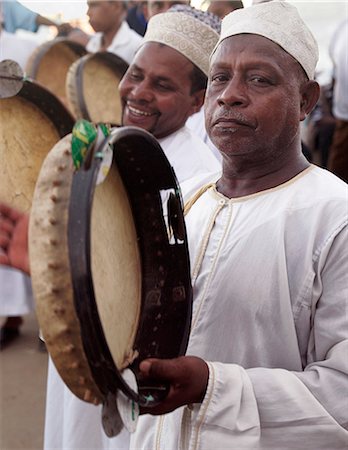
[44,127,221,450]
[0,267,34,316]
[130,165,348,449]
[86,21,142,65]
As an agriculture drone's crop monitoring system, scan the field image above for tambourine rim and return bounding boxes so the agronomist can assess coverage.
[69,126,192,405]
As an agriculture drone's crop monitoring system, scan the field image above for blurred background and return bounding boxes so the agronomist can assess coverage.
[15,0,347,85]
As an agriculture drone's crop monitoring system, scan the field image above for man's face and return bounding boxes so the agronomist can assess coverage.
[205,34,308,163]
[119,43,202,139]
[87,1,123,32]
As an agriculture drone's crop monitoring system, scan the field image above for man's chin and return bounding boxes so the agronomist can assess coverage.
[122,112,158,135]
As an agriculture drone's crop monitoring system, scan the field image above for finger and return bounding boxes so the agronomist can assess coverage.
[0,254,10,265]
[138,359,157,377]
[139,358,182,383]
[0,202,23,223]
[0,233,10,249]
[0,216,15,235]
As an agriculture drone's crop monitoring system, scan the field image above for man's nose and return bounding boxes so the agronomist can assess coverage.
[131,81,154,102]
[217,77,248,107]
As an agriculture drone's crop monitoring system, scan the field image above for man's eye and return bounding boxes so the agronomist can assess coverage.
[129,72,142,81]
[210,74,228,84]
[157,83,172,91]
[249,76,271,85]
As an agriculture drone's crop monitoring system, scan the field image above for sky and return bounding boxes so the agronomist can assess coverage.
[18,0,348,83]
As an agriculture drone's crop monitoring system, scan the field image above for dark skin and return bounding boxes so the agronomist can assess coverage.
[119,42,205,139]
[0,34,320,416]
[87,1,126,50]
[0,203,29,275]
[205,34,320,199]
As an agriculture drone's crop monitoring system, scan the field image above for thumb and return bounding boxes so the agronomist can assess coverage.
[139,358,180,382]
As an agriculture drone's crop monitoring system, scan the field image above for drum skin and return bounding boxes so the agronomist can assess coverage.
[66,52,128,125]
[0,81,74,211]
[26,38,87,111]
[29,134,103,405]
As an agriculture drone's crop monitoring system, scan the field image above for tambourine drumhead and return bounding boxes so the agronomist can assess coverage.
[26,38,87,110]
[91,163,141,370]
[0,81,74,211]
[66,52,128,125]
[30,134,142,404]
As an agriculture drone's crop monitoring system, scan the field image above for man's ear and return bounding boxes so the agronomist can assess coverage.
[300,80,320,121]
[189,89,206,117]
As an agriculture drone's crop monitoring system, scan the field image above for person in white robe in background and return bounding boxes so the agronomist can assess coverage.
[85,0,142,65]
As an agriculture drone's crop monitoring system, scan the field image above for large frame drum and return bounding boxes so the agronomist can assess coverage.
[29,126,192,432]
[66,52,128,125]
[0,77,74,211]
[26,38,87,112]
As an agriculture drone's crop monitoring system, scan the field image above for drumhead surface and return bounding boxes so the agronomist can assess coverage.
[26,39,87,109]
[66,52,128,124]
[29,134,103,404]
[91,157,142,370]
[0,80,74,211]
[0,96,60,211]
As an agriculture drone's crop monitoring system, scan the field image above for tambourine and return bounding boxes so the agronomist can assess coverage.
[66,52,128,125]
[29,126,192,435]
[0,60,74,211]
[26,38,87,110]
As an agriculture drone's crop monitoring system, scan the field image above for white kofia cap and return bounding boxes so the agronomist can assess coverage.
[143,11,220,76]
[214,1,319,79]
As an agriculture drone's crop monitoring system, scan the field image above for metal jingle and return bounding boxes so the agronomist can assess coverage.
[0,59,24,99]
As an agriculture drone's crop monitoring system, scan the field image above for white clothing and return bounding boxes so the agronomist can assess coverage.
[86,21,142,65]
[329,19,348,120]
[0,266,34,316]
[0,29,38,69]
[131,165,348,449]
[186,108,222,163]
[44,127,221,450]
[158,126,221,184]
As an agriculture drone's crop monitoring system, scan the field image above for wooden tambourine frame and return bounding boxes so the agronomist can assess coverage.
[26,38,87,109]
[30,127,192,417]
[66,52,128,125]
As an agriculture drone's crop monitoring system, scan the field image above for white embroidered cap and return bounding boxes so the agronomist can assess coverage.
[142,11,220,76]
[214,1,319,79]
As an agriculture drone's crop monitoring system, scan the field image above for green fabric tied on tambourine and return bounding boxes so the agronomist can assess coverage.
[71,119,111,170]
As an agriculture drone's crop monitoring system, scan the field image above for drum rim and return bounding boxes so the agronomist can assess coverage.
[68,126,193,406]
[19,80,75,137]
[66,51,128,125]
[26,37,87,80]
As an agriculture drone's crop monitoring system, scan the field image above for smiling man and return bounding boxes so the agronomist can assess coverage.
[118,7,222,183]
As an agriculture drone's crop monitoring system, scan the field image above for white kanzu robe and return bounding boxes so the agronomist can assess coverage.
[44,127,221,450]
[86,21,142,65]
[130,165,348,449]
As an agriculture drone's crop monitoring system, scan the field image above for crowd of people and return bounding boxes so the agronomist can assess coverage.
[0,0,347,449]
